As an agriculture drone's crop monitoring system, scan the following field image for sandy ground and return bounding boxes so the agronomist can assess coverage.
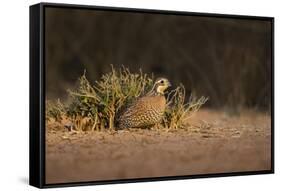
[46,109,272,184]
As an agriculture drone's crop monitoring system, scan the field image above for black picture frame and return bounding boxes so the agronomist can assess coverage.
[29,2,274,188]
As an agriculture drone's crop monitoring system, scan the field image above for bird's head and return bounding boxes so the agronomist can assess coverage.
[153,77,171,95]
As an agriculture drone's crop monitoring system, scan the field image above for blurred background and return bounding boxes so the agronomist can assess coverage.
[45,7,272,112]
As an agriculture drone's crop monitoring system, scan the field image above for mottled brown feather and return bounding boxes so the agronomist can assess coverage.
[118,95,166,128]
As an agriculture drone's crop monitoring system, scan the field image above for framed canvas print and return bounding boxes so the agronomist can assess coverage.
[29,2,274,188]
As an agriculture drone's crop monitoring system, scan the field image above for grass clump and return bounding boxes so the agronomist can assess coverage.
[46,66,207,131]
[163,85,208,129]
[46,99,65,122]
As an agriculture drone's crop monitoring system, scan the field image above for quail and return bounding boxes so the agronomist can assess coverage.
[118,77,171,128]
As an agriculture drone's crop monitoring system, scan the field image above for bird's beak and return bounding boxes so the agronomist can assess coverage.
[167,81,172,87]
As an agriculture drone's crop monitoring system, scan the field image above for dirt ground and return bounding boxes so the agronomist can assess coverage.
[46,109,272,184]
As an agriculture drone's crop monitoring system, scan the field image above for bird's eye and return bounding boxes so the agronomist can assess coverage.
[160,80,164,84]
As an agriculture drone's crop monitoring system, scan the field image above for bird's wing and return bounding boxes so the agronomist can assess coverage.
[119,97,148,119]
